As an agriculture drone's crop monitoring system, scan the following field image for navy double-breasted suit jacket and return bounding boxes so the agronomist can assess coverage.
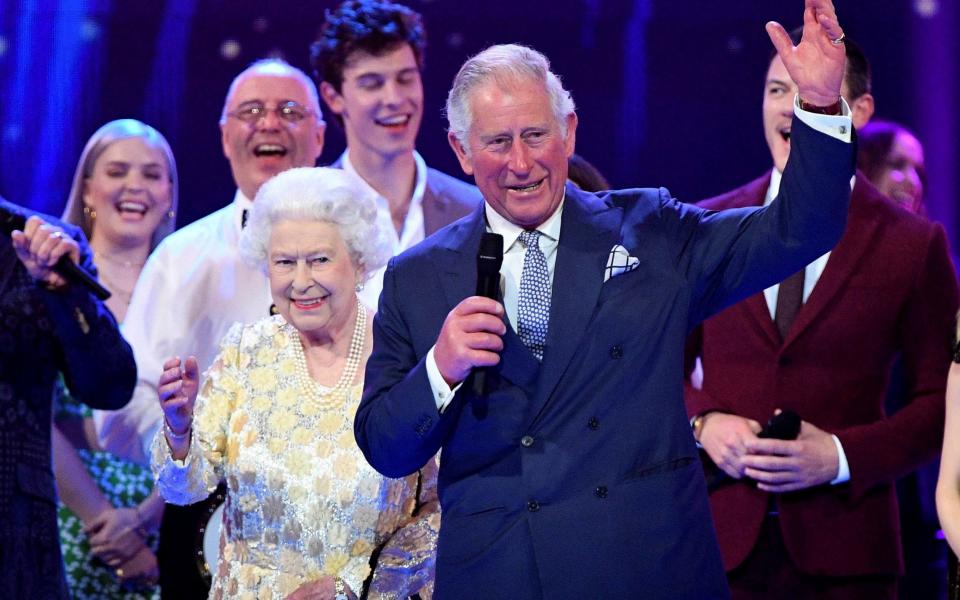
[355,118,854,599]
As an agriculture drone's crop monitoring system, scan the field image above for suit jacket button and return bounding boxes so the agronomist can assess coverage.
[588,417,599,430]
[595,486,608,498]
[527,500,540,512]
[609,345,623,359]
[521,435,534,447]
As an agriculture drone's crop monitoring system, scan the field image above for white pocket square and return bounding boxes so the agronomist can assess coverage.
[604,244,639,282]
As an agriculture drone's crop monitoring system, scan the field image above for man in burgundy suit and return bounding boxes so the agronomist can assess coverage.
[685,33,959,599]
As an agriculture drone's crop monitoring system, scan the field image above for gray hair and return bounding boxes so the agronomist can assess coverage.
[61,119,178,251]
[240,167,390,280]
[445,44,576,147]
[220,58,323,125]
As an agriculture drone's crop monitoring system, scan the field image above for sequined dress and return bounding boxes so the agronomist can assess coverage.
[152,315,434,600]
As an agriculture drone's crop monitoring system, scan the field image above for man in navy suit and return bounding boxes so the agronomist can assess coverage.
[356,1,853,597]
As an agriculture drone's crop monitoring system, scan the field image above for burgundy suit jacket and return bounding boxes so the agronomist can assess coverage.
[685,172,958,577]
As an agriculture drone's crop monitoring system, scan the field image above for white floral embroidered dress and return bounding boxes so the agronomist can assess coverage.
[152,315,419,599]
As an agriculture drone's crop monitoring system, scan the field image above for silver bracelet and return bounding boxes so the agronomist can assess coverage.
[164,419,191,442]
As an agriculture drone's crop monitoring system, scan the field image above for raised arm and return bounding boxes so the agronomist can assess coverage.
[766,0,846,108]
[11,215,135,409]
[150,326,243,505]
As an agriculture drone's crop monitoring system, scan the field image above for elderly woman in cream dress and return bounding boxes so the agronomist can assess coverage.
[151,167,438,600]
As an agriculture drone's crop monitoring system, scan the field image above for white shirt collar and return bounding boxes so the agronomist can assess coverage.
[340,150,428,209]
[234,189,254,233]
[764,168,856,208]
[484,197,564,251]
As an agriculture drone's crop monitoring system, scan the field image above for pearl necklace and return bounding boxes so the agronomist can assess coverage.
[290,297,366,411]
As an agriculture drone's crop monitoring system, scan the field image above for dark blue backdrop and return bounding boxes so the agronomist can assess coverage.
[1,0,957,246]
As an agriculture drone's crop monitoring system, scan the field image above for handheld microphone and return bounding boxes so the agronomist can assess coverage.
[702,409,801,492]
[470,232,504,415]
[0,204,112,301]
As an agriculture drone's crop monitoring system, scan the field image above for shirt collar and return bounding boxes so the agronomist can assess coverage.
[340,149,428,209]
[764,168,856,208]
[234,189,254,232]
[484,197,564,251]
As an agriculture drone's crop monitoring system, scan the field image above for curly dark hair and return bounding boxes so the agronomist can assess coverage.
[309,0,426,96]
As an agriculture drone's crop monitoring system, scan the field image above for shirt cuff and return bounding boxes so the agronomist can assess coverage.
[794,95,853,144]
[829,434,850,484]
[425,346,462,413]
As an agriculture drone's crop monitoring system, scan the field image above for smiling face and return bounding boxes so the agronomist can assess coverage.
[82,137,173,247]
[321,44,423,163]
[873,130,926,212]
[449,78,576,229]
[221,73,325,200]
[268,219,362,342]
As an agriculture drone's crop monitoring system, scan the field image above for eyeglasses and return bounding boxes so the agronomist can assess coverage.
[227,101,315,124]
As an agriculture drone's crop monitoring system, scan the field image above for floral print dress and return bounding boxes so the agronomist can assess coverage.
[151,315,435,600]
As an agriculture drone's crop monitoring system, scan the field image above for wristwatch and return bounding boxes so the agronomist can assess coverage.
[691,412,708,443]
[334,577,348,600]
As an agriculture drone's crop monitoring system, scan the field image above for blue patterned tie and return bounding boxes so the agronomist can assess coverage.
[517,230,551,360]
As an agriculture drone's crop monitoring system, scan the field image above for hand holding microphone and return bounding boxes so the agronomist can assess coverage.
[2,207,111,300]
[433,233,505,391]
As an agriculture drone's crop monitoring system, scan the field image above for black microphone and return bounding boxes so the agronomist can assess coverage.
[0,204,112,301]
[701,409,801,492]
[470,233,504,414]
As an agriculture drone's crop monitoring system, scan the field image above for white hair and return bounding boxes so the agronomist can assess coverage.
[240,167,390,280]
[445,44,576,148]
[220,58,323,125]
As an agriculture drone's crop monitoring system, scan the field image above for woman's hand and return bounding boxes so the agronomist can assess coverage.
[10,216,81,289]
[284,576,357,600]
[114,544,159,591]
[85,506,145,565]
[158,356,200,433]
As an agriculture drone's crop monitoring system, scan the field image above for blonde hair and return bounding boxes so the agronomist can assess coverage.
[61,119,178,250]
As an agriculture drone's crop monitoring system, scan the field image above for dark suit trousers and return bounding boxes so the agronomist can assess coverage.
[728,514,896,600]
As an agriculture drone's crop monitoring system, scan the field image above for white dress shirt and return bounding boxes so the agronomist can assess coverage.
[94,190,273,464]
[341,150,428,310]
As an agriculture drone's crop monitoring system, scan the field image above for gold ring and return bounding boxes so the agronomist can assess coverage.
[830,32,845,45]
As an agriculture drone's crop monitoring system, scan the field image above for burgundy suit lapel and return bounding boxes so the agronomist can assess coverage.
[782,179,880,347]
[708,174,781,347]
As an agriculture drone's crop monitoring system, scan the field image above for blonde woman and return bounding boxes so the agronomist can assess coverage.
[55,119,178,596]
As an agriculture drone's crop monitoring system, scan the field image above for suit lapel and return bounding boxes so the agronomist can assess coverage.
[422,175,445,237]
[782,179,880,347]
[528,186,623,424]
[717,175,782,347]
